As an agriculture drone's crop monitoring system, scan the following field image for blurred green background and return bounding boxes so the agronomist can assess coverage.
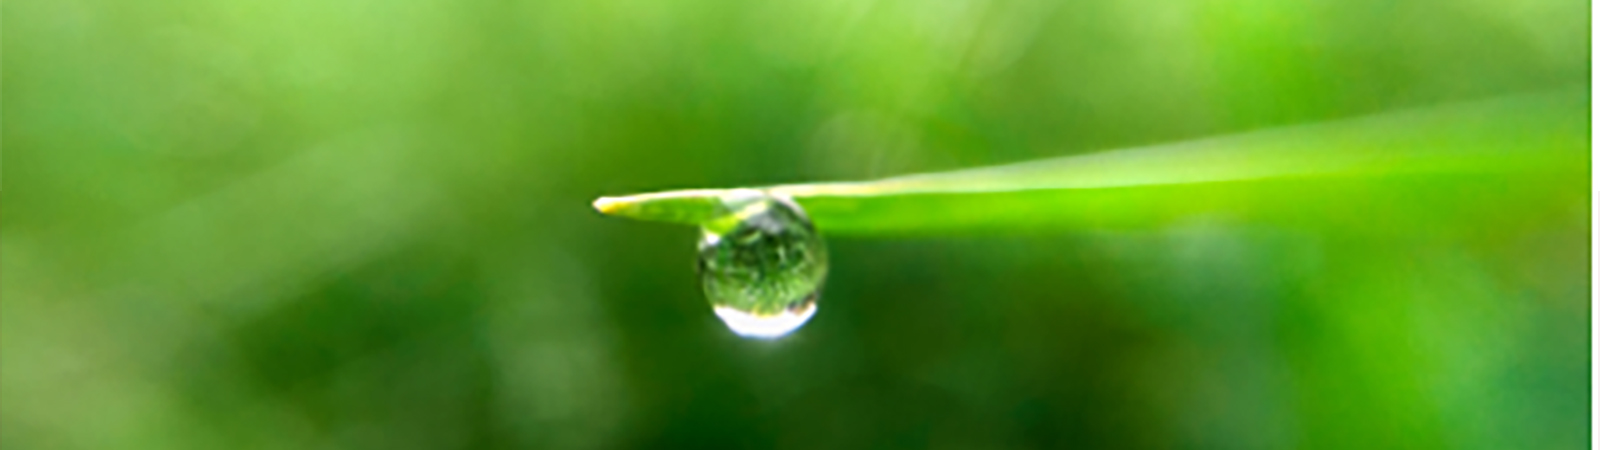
[3,0,1591,448]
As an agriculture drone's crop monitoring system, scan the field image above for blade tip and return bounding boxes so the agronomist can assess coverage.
[592,196,626,215]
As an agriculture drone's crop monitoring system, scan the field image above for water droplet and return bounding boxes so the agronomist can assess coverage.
[697,190,828,339]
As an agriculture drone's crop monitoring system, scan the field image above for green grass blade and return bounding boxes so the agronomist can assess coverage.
[593,189,741,226]
[595,89,1588,235]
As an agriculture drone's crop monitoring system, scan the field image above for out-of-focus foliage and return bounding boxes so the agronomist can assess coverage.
[3,0,1589,448]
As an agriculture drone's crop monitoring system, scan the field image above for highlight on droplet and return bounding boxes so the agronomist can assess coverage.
[712,300,818,339]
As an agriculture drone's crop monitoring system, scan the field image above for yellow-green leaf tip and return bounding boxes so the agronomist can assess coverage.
[592,196,626,215]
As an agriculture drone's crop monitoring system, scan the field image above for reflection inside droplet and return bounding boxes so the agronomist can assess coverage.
[697,190,828,339]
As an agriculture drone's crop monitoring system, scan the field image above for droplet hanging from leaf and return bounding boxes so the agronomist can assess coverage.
[695,190,828,339]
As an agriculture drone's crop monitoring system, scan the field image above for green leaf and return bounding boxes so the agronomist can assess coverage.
[594,89,1588,236]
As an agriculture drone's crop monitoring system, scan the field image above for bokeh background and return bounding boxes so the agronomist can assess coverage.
[3,0,1591,448]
